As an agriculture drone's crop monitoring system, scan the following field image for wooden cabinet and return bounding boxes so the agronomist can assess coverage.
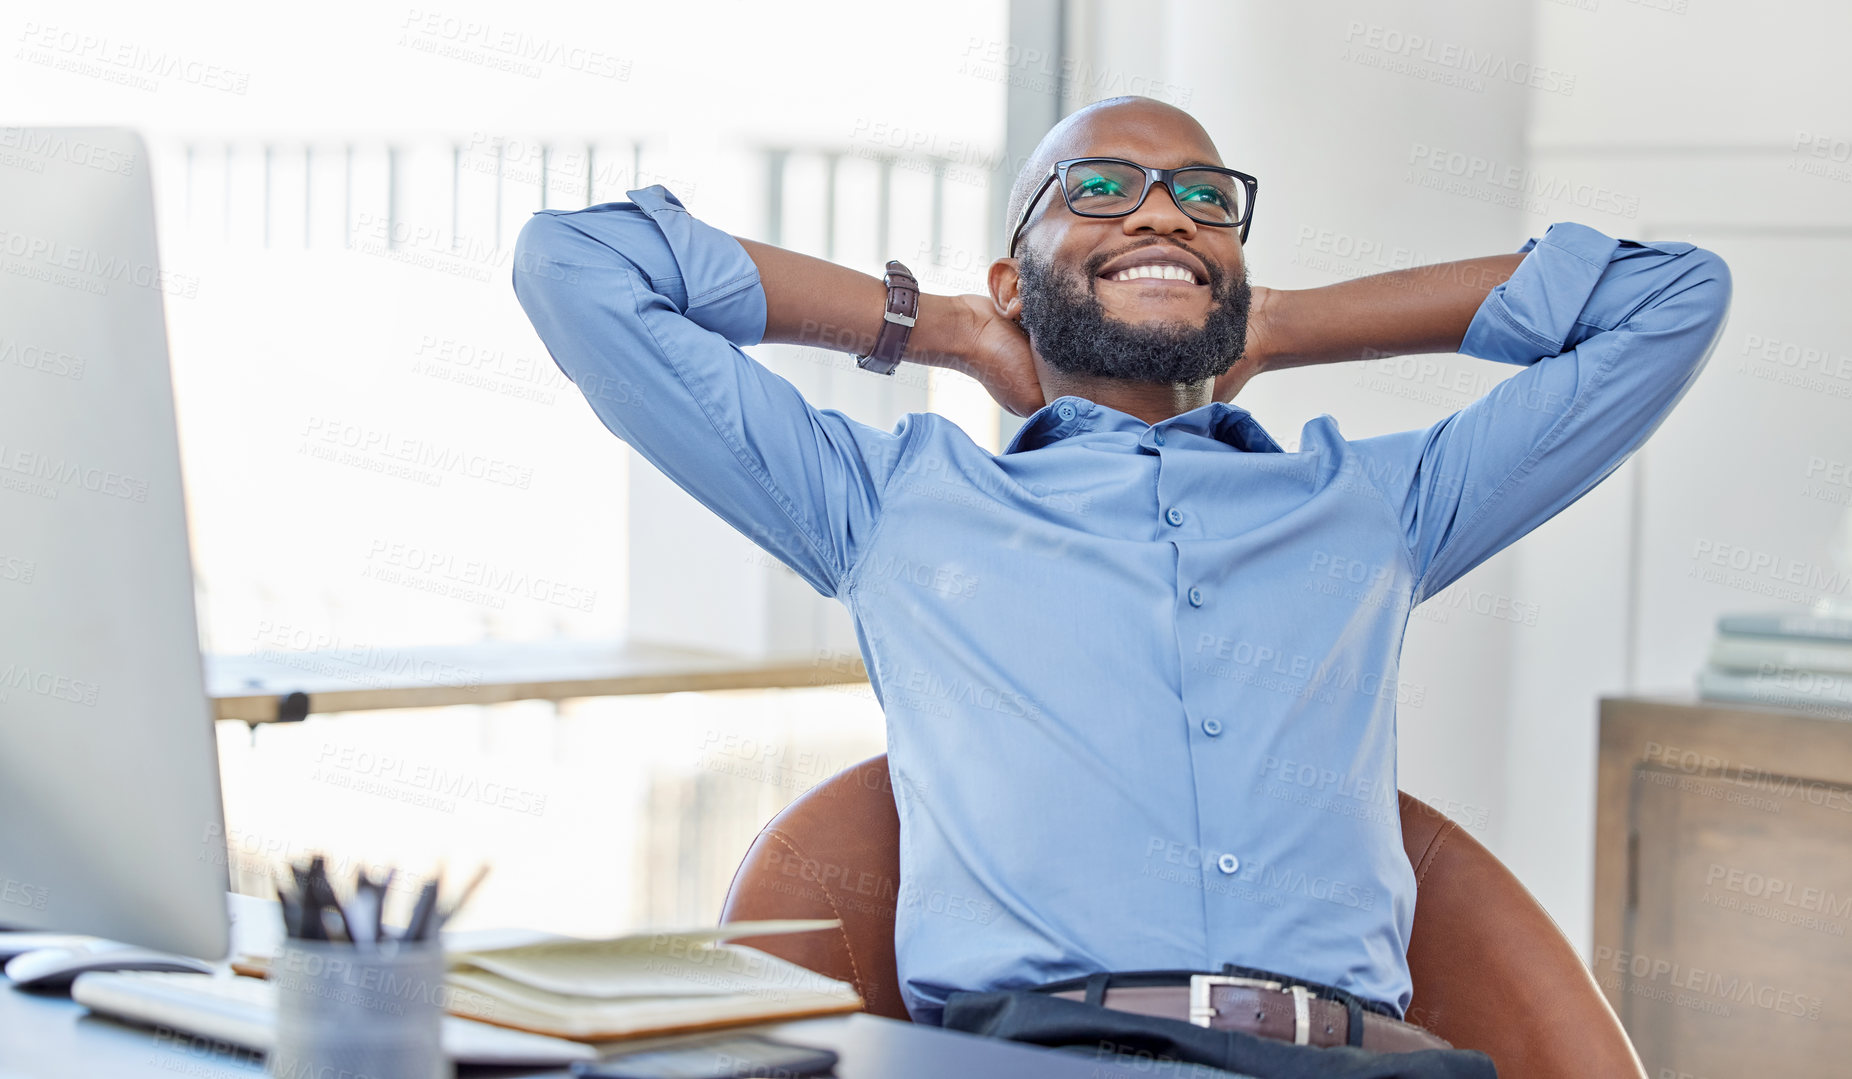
[1596,697,1852,1076]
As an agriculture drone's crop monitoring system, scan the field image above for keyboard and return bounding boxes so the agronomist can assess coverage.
[69,970,598,1066]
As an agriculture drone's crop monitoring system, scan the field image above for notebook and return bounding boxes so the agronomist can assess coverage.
[232,919,862,1041]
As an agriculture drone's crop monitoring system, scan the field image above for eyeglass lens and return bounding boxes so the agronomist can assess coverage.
[1061,160,1246,226]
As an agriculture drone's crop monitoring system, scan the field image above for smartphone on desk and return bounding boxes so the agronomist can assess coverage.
[569,1034,838,1079]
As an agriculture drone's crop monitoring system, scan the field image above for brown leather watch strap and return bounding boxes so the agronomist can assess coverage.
[855,260,919,375]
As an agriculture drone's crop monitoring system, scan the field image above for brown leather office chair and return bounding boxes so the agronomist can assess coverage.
[721,754,1645,1079]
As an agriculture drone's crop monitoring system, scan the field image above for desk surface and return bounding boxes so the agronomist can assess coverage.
[0,981,1213,1079]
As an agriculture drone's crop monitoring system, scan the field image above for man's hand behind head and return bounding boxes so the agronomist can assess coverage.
[943,291,1044,418]
[1211,284,1275,403]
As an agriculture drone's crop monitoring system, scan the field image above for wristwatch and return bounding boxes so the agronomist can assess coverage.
[855,260,919,375]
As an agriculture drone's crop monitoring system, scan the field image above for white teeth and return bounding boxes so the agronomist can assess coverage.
[1107,264,1197,283]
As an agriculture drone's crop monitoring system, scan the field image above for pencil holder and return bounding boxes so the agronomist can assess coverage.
[269,937,452,1079]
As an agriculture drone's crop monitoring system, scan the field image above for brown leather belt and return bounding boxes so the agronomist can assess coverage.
[1048,974,1452,1053]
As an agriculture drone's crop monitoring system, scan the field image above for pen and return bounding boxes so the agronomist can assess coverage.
[403,876,441,943]
[273,868,303,939]
[349,867,391,950]
[306,857,352,944]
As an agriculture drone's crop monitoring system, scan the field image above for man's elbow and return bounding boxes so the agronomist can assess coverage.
[1684,247,1733,346]
[510,214,586,301]
[1688,246,1733,317]
[1643,245,1733,346]
[1645,247,1734,386]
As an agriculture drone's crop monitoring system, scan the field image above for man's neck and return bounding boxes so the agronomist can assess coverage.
[1035,366,1217,426]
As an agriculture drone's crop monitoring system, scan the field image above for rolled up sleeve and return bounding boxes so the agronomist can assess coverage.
[1352,222,1733,602]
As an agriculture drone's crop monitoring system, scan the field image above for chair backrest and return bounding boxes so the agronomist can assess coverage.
[721,755,1644,1078]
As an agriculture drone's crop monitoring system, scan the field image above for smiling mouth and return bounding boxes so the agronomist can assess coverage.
[1101,265,1203,286]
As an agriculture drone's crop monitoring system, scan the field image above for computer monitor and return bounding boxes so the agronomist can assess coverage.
[0,127,230,959]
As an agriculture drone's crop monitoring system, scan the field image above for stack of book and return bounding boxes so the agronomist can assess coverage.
[1698,612,1852,717]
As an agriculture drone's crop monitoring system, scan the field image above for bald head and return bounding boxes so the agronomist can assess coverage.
[1004,96,1224,257]
[986,94,1252,396]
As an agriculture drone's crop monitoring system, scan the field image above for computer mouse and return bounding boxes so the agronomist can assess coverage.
[3,945,215,989]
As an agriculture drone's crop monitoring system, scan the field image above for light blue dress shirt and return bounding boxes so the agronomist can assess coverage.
[511,186,1730,1024]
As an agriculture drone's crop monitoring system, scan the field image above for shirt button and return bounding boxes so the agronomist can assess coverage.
[1166,507,1185,527]
[1152,430,1165,445]
[1187,587,1204,607]
[1056,402,1077,421]
[1201,718,1223,737]
[1217,853,1241,875]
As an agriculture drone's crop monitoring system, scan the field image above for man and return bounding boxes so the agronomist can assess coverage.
[512,96,1728,1072]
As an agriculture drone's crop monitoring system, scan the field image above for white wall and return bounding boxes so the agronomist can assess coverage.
[1074,0,1852,953]
[1515,0,1852,949]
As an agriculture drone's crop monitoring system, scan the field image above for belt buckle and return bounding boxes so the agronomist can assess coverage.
[1188,974,1315,1045]
[1187,973,1281,1026]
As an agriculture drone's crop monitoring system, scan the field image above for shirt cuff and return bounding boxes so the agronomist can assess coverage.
[627,184,769,347]
[1458,221,1622,366]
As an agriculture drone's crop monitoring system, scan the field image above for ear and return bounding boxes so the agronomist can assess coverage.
[987,258,1024,322]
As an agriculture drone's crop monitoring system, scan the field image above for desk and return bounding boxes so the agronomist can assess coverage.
[0,982,1222,1079]
[1595,695,1852,1073]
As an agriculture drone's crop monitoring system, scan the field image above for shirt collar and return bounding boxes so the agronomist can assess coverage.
[1002,395,1285,455]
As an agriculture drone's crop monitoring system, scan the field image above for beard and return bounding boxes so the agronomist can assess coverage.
[1016,245,1251,384]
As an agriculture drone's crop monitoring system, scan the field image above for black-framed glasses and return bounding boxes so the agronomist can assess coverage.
[1007,157,1259,259]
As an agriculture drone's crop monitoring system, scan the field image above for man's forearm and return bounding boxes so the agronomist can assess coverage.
[1249,253,1528,375]
[736,238,975,374]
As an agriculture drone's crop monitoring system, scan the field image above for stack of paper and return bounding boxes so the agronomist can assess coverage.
[1697,612,1852,717]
